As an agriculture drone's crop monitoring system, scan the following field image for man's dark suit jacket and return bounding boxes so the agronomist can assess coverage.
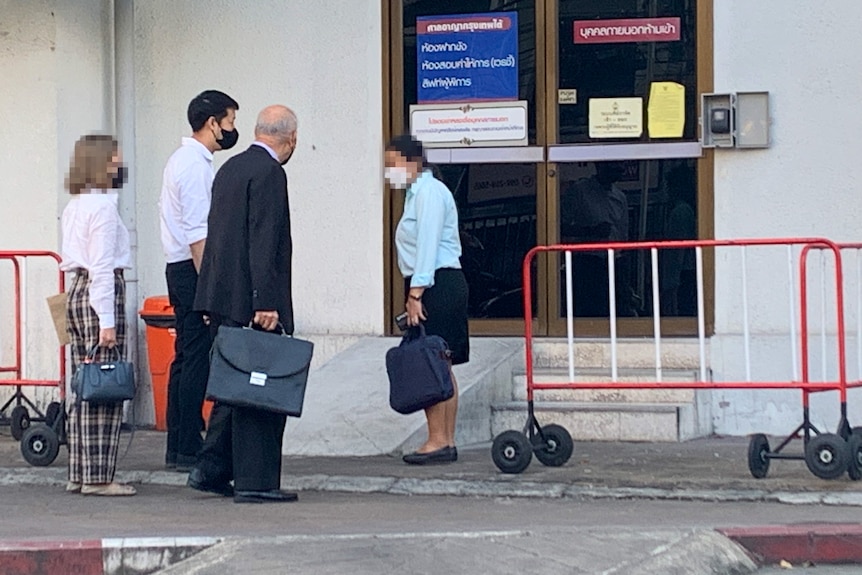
[194,144,294,334]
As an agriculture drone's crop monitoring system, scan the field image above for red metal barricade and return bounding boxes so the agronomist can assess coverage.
[492,238,860,480]
[0,251,66,451]
[801,242,862,393]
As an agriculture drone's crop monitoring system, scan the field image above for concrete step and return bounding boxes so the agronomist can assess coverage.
[492,401,697,442]
[283,336,524,456]
[531,339,707,370]
[510,368,700,403]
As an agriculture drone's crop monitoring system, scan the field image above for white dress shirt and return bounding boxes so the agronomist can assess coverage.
[159,137,214,263]
[60,192,132,329]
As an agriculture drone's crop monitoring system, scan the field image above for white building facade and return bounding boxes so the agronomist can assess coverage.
[1,0,861,441]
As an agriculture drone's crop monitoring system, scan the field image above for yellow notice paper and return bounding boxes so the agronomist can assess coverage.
[648,82,685,138]
[588,97,643,139]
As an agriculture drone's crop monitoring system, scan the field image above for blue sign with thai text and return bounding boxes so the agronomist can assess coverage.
[416,12,519,104]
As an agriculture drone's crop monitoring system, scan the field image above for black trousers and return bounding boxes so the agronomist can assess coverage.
[165,260,212,459]
[195,315,287,491]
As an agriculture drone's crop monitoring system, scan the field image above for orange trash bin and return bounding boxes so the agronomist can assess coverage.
[139,296,213,431]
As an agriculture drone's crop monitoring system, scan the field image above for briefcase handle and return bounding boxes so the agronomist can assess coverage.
[245,320,292,337]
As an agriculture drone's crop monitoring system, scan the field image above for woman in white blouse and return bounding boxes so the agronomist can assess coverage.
[60,134,135,496]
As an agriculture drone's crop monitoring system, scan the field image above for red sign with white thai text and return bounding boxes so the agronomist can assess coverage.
[417,15,513,35]
[574,17,681,44]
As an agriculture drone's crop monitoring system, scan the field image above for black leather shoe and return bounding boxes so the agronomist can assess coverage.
[165,452,177,470]
[233,490,298,504]
[402,446,457,465]
[187,468,234,497]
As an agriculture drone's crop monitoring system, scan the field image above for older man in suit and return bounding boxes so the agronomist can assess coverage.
[187,105,298,504]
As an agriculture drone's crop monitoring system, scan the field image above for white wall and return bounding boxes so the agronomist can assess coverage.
[711,0,862,434]
[2,0,385,425]
[0,0,113,408]
[129,0,386,345]
[9,0,860,436]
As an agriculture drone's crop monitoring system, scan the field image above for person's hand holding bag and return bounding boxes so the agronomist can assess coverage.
[99,327,117,349]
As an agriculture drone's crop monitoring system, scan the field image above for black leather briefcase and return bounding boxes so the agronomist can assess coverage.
[206,325,314,417]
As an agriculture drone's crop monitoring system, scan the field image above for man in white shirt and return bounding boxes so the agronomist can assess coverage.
[159,90,239,471]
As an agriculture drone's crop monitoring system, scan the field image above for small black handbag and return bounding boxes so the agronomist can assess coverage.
[71,346,136,404]
[205,324,314,417]
[386,324,454,415]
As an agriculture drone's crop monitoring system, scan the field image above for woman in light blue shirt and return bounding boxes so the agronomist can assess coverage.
[386,135,469,466]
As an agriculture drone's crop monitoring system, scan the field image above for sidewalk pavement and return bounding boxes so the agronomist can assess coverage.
[2,429,861,506]
[3,429,862,574]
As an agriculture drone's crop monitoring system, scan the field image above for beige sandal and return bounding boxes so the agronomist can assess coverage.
[65,482,82,493]
[81,482,136,496]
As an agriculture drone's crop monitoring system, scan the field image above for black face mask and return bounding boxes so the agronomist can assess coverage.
[218,128,239,150]
[280,145,295,166]
[111,165,128,189]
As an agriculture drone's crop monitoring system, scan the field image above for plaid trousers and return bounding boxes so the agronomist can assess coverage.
[66,269,126,485]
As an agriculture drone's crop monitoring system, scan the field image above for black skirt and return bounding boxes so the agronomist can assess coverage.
[405,268,470,365]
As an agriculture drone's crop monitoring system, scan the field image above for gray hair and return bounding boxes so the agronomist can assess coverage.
[254,106,297,143]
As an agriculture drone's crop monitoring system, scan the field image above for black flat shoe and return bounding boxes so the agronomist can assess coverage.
[234,490,298,504]
[402,446,457,465]
[187,468,234,497]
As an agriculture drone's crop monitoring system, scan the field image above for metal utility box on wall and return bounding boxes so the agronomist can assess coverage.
[701,91,770,149]
[701,93,735,148]
[735,91,770,148]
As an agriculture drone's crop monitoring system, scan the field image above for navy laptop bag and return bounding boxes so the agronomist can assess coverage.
[386,324,454,415]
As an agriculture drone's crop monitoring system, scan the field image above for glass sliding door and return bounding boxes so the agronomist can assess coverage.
[385,0,713,337]
[546,0,705,336]
[391,0,548,335]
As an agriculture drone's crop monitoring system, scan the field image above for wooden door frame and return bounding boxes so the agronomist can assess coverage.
[382,1,396,336]
[381,0,715,337]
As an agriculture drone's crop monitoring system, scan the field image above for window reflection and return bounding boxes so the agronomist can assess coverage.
[435,163,538,319]
[558,159,698,318]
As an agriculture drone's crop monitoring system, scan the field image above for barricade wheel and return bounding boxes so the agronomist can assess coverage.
[847,427,862,481]
[45,402,61,428]
[492,430,532,474]
[533,424,574,467]
[805,433,848,480]
[20,424,60,467]
[747,433,771,479]
[10,406,30,441]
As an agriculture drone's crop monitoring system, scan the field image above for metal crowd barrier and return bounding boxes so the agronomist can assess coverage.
[491,238,861,481]
[0,251,66,465]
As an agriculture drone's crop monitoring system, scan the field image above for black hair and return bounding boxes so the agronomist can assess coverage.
[428,163,444,180]
[187,90,240,132]
[387,134,425,164]
[594,161,624,185]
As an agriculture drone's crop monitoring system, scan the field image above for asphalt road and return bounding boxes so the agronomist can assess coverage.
[3,484,861,574]
[3,484,861,541]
